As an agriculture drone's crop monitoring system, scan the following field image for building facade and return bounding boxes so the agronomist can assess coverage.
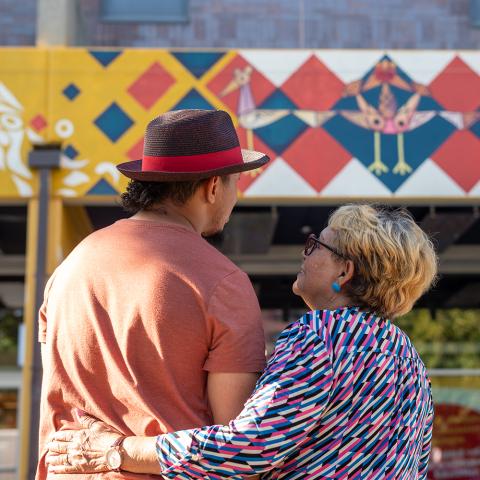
[2,0,480,49]
[0,1,479,479]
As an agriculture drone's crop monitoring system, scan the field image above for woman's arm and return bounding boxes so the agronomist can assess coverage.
[48,317,333,477]
[417,400,434,479]
[155,320,333,478]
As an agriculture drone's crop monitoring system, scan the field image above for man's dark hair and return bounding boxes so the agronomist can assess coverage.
[121,177,228,213]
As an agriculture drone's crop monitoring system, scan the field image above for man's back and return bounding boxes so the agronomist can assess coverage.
[37,219,266,479]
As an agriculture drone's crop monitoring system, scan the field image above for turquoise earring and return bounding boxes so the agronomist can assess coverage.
[332,281,341,293]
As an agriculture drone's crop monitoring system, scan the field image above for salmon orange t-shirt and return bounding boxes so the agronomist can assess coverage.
[36,219,266,479]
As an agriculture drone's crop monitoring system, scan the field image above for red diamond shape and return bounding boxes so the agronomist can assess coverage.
[282,127,351,192]
[236,129,276,193]
[431,130,480,192]
[126,137,144,161]
[281,55,345,110]
[207,54,275,115]
[127,62,175,110]
[30,114,47,132]
[429,56,480,112]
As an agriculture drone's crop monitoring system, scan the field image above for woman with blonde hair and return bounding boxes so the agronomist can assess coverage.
[47,204,437,479]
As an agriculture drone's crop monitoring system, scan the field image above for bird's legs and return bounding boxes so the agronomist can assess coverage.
[392,133,412,175]
[368,131,389,175]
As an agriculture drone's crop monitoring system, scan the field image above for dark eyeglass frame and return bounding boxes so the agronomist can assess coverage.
[304,233,348,260]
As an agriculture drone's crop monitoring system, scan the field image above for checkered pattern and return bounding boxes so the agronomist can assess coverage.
[1,48,479,198]
[157,307,433,479]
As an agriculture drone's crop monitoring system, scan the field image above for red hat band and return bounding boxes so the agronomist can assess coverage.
[142,146,242,173]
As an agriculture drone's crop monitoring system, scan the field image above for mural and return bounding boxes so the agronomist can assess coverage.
[0,49,48,197]
[0,48,479,199]
[0,82,38,196]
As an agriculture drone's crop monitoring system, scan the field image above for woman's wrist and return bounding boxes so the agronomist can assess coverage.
[121,436,162,475]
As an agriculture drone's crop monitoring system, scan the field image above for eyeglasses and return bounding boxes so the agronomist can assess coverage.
[304,233,348,259]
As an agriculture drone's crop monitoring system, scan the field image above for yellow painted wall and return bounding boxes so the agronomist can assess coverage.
[0,48,238,199]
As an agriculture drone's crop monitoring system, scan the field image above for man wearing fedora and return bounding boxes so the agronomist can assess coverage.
[36,109,270,478]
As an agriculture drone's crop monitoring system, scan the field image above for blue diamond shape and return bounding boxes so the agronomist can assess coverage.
[89,50,122,68]
[470,116,480,139]
[87,178,119,195]
[417,95,444,111]
[62,83,80,101]
[94,103,133,142]
[333,95,358,110]
[322,114,456,192]
[259,89,297,110]
[63,144,78,159]
[172,52,226,78]
[172,89,214,110]
[255,114,308,155]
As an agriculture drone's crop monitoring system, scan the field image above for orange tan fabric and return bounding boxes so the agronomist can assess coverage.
[36,219,266,479]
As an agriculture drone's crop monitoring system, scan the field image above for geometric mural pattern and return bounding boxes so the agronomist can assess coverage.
[0,48,479,199]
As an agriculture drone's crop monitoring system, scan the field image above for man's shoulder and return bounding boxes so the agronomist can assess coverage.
[60,222,118,259]
[68,220,246,285]
[162,227,243,279]
[200,241,240,272]
[195,241,249,292]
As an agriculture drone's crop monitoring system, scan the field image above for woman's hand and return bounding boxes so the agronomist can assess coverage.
[46,411,123,474]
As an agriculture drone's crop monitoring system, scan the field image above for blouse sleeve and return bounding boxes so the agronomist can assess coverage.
[156,318,333,478]
[418,400,434,479]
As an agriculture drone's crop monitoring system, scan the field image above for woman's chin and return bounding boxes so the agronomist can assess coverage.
[292,279,301,296]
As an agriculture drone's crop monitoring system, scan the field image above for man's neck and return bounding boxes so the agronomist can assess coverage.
[131,205,199,233]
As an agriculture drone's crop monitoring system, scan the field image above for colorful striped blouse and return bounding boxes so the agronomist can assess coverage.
[156,307,433,479]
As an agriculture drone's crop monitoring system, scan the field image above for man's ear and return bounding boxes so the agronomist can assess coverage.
[203,176,221,204]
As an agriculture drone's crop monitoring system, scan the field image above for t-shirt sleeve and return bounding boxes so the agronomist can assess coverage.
[203,269,266,373]
[38,272,56,343]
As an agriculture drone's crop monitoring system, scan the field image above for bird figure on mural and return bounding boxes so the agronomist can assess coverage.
[338,59,480,176]
[338,60,435,176]
[220,66,290,150]
[339,84,433,175]
[220,57,480,180]
[219,59,434,177]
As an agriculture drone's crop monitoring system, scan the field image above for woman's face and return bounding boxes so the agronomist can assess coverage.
[293,226,347,310]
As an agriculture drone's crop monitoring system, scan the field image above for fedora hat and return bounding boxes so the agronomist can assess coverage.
[117,109,269,181]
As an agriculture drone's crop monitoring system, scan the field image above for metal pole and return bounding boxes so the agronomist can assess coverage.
[23,148,60,479]
[27,168,47,478]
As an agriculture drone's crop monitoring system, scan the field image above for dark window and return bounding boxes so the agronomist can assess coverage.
[101,0,189,23]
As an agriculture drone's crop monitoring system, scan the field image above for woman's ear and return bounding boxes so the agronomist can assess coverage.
[339,259,354,286]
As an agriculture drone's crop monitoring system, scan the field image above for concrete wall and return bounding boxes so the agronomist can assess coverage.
[0,0,37,45]
[0,0,479,49]
[76,0,480,48]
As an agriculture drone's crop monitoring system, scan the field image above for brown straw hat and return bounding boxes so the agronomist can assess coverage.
[117,109,269,181]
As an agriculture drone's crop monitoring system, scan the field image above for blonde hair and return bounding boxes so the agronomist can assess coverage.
[328,204,438,318]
